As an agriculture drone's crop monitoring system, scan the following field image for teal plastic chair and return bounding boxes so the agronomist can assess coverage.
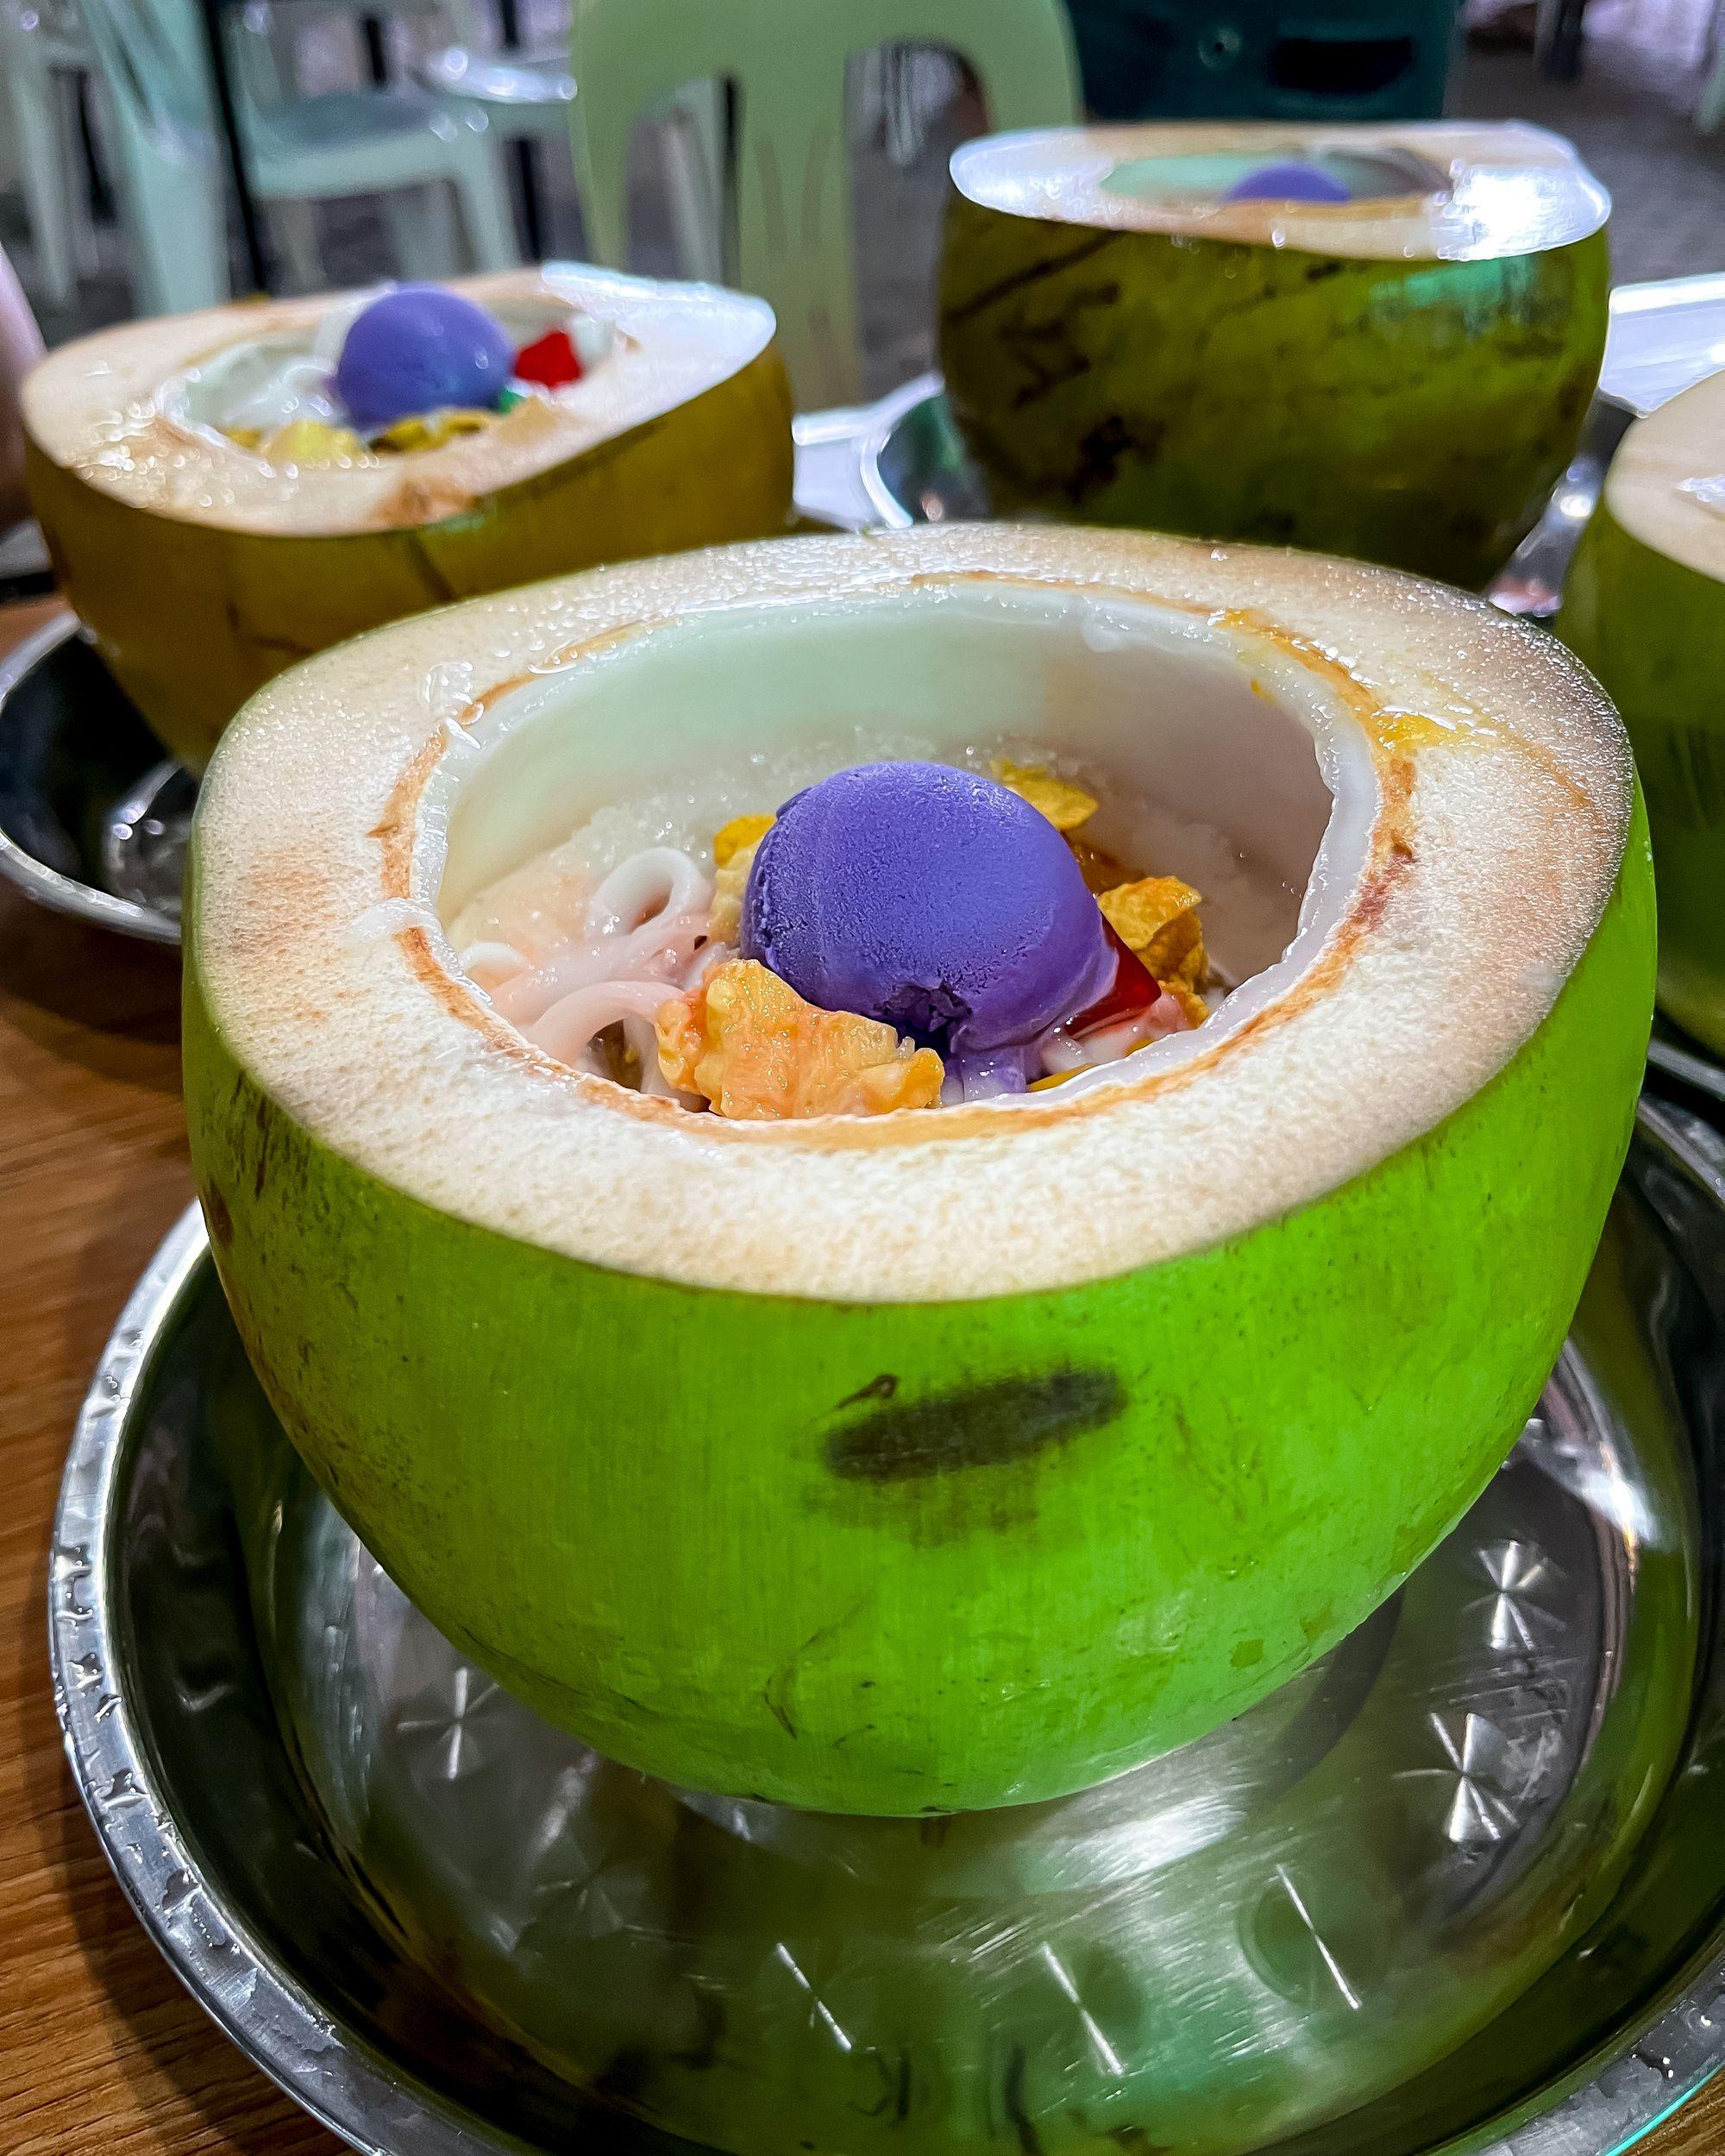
[0,0,99,304]
[73,0,518,317]
[72,0,232,313]
[569,0,1083,409]
[1064,0,1460,122]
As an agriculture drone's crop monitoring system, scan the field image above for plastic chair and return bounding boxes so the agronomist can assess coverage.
[72,0,232,312]
[225,0,518,285]
[568,0,1083,409]
[1062,0,1460,122]
[0,0,101,304]
[73,0,519,316]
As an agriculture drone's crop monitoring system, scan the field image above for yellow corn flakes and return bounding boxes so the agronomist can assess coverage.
[993,760,1098,833]
[264,418,367,465]
[708,837,761,943]
[657,960,944,1119]
[373,408,494,454]
[1100,876,1212,1026]
[713,812,775,868]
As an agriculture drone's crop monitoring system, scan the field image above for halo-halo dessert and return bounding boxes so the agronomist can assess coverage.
[1558,368,1725,1056]
[22,265,793,767]
[939,122,1609,586]
[183,526,1652,1815]
[449,749,1226,1118]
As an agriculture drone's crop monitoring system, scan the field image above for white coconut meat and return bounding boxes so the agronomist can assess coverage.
[22,264,777,538]
[950,121,1608,262]
[191,527,1631,1301]
[1601,366,1725,580]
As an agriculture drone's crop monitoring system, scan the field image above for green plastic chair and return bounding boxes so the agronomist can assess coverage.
[569,0,1082,409]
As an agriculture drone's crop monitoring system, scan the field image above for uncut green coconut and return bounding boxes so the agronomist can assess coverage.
[183,524,1651,1817]
[1558,368,1725,1056]
[22,265,794,768]
[939,122,1609,588]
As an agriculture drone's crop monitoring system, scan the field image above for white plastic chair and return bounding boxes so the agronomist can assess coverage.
[568,0,1083,409]
[73,0,519,316]
[0,0,101,304]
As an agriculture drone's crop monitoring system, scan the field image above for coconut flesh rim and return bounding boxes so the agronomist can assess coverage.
[191,527,1630,1302]
[949,120,1608,262]
[22,264,776,538]
[1603,367,1725,582]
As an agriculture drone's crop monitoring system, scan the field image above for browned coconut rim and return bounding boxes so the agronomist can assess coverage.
[190,527,1631,1301]
[950,120,1608,261]
[22,265,777,539]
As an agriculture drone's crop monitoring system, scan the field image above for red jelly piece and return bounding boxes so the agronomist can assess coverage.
[513,327,582,389]
[1070,924,1159,1037]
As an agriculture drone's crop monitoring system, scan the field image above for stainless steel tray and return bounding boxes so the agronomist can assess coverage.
[51,1096,1725,2156]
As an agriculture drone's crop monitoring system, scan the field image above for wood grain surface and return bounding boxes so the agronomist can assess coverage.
[0,600,340,2154]
[0,597,1718,2155]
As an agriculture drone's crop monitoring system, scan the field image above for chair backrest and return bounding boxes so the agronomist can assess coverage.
[75,0,216,144]
[236,0,488,111]
[569,0,1082,408]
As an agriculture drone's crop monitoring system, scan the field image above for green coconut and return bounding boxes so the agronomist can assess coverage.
[183,526,1650,1817]
[22,265,794,768]
[939,122,1609,588]
[1558,369,1725,1056]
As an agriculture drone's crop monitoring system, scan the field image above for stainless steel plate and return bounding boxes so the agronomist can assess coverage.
[1650,1018,1725,1112]
[859,380,1633,624]
[861,379,1634,626]
[51,1099,1725,2156]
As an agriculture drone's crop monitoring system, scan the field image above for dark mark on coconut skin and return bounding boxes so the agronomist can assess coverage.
[826,1368,1125,1482]
[838,1372,899,1408]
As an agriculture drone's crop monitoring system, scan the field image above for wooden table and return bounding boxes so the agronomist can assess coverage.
[0,596,1719,2154]
[0,598,339,2153]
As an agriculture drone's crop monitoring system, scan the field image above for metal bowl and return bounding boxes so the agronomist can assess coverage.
[0,611,187,943]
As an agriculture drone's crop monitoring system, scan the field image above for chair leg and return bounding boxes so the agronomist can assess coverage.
[1699,34,1725,130]
[269,199,323,291]
[450,136,520,270]
[9,72,76,304]
[383,183,450,279]
[123,155,231,316]
[60,72,104,279]
[568,82,636,268]
[660,83,726,284]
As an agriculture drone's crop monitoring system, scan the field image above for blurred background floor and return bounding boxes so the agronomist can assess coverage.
[4,0,1721,401]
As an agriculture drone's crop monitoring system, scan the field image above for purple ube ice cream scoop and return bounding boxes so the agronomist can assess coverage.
[335,285,515,431]
[739,761,1113,1083]
[1220,160,1352,206]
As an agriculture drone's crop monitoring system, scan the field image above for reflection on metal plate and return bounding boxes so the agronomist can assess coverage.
[49,1101,1725,2156]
